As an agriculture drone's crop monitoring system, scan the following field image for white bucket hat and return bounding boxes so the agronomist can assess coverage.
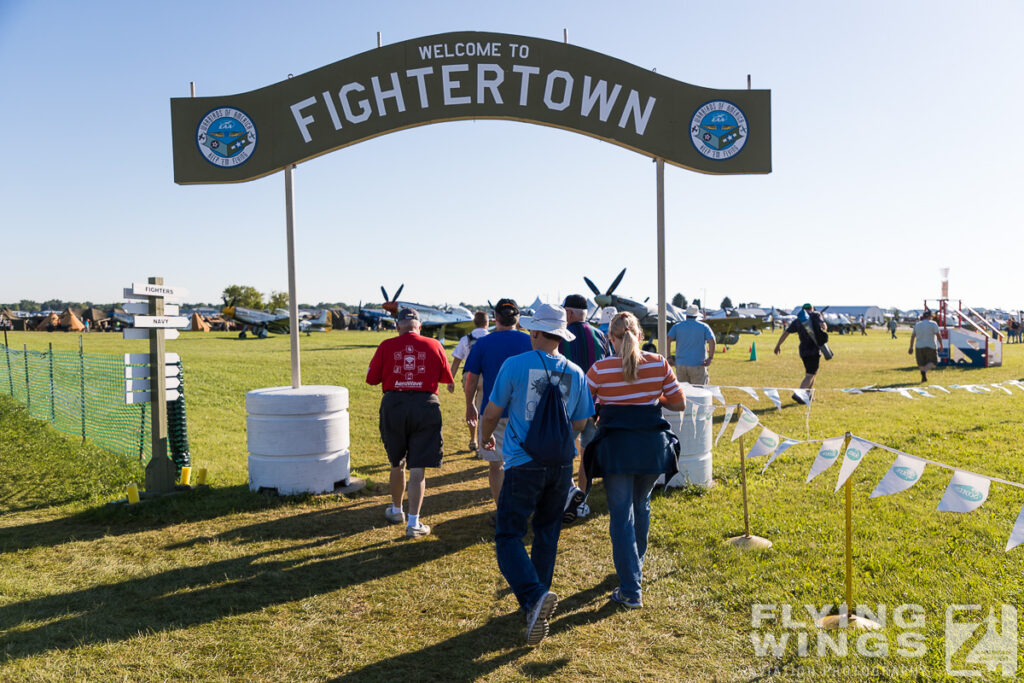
[519,303,576,341]
[685,304,701,317]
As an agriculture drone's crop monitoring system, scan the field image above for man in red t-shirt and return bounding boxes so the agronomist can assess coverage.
[366,308,454,539]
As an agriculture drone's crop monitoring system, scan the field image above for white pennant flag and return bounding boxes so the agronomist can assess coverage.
[870,454,926,498]
[1006,503,1024,552]
[896,389,917,399]
[1007,380,1024,393]
[761,438,800,473]
[737,386,759,401]
[806,436,845,483]
[793,388,812,405]
[731,406,759,441]
[993,384,1013,395]
[746,427,780,459]
[937,470,991,513]
[910,388,934,398]
[928,385,951,394]
[715,405,736,446]
[708,385,725,405]
[842,387,864,394]
[763,388,782,410]
[833,437,875,492]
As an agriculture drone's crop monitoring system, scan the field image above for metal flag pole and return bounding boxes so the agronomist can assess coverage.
[285,163,301,389]
[727,435,772,549]
[656,158,667,357]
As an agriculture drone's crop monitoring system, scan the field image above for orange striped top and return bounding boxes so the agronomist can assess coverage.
[586,352,683,405]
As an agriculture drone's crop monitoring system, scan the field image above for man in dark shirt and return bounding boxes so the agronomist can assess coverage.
[773,303,828,404]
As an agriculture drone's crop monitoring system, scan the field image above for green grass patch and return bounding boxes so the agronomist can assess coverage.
[1,329,1023,680]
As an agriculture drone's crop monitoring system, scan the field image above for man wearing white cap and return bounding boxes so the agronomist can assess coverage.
[478,304,595,646]
[667,304,716,385]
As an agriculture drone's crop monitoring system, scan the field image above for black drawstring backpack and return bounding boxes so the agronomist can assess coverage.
[521,351,575,465]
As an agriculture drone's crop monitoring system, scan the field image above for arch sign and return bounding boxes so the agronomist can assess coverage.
[170,31,771,184]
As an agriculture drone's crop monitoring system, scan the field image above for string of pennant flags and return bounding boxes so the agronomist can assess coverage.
[710,403,1024,553]
[696,379,1024,408]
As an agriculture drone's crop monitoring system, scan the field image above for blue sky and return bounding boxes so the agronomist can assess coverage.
[1,1,1021,311]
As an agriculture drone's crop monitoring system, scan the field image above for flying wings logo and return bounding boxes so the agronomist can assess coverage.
[196,107,257,168]
[690,100,748,161]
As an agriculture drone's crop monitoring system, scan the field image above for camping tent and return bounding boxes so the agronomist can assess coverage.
[34,312,60,331]
[60,308,85,332]
[189,311,210,332]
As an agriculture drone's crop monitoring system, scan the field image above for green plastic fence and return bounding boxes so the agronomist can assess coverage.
[1,342,190,469]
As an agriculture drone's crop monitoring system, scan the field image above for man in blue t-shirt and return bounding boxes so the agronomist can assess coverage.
[667,305,716,385]
[479,304,594,646]
[464,298,531,515]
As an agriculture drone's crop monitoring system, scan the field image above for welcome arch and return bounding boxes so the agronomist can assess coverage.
[171,31,772,384]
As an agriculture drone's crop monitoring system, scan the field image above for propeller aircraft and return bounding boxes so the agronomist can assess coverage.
[221,300,330,338]
[380,284,475,344]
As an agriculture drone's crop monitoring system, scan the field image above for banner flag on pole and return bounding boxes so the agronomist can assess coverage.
[737,386,759,401]
[870,454,926,498]
[937,470,991,513]
[833,437,875,492]
[731,406,759,441]
[708,385,725,405]
[761,438,800,473]
[1006,503,1024,552]
[763,388,782,410]
[806,436,845,483]
[746,427,780,459]
[715,405,736,446]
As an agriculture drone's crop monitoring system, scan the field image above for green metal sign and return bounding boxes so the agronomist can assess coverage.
[170,31,771,184]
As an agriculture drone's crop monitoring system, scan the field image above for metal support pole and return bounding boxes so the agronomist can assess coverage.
[23,344,29,413]
[79,335,85,440]
[48,342,55,421]
[656,158,667,357]
[285,164,301,389]
[739,436,750,537]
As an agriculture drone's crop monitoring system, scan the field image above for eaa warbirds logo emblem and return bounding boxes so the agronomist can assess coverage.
[846,448,863,462]
[953,484,984,502]
[196,107,256,168]
[690,100,748,161]
[893,466,919,482]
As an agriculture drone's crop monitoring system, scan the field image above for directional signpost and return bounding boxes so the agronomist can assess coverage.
[121,277,188,493]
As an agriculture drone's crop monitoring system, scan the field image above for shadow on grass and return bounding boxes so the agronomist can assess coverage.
[0,501,496,663]
[331,577,618,681]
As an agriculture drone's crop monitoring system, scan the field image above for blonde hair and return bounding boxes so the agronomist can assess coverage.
[610,312,643,382]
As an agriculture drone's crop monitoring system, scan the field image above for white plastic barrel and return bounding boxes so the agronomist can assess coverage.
[247,385,351,495]
[662,385,714,488]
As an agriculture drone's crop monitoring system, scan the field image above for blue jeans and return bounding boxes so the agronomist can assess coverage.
[604,473,660,601]
[495,461,573,610]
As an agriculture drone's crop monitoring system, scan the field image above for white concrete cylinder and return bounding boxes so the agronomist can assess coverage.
[246,385,351,495]
[662,385,714,488]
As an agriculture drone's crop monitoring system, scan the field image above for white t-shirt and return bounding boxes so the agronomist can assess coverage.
[452,327,489,361]
[913,319,941,348]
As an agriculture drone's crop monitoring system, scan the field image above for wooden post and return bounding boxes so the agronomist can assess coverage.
[285,165,301,389]
[144,276,176,492]
[726,434,772,549]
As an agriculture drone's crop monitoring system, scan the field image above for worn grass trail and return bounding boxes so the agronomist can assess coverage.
[1,329,1022,680]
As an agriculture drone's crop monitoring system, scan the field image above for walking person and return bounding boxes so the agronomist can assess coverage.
[909,310,943,382]
[449,310,489,451]
[559,294,612,523]
[667,304,716,385]
[773,303,828,404]
[583,312,686,609]
[887,316,898,339]
[366,308,454,539]
[478,304,594,645]
[464,299,531,519]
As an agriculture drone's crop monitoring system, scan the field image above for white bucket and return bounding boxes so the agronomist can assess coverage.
[662,385,714,488]
[247,385,351,495]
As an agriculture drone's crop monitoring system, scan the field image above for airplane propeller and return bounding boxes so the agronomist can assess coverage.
[584,268,627,297]
[380,284,404,316]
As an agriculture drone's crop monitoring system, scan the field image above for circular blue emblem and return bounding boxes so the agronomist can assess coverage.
[196,107,257,168]
[690,100,748,161]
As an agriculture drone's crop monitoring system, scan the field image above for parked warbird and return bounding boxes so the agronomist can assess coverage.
[379,284,474,343]
[220,300,330,338]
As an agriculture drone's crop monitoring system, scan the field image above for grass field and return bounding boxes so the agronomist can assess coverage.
[2,328,1023,681]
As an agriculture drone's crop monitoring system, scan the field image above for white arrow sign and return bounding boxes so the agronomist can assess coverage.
[130,282,187,299]
[132,316,188,329]
[122,302,179,315]
[123,328,180,340]
[125,352,180,365]
[124,365,178,379]
[125,389,181,405]
[126,377,181,392]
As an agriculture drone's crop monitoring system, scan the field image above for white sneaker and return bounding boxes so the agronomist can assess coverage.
[384,505,405,524]
[576,503,590,518]
[525,591,558,645]
[406,522,431,539]
[563,487,587,524]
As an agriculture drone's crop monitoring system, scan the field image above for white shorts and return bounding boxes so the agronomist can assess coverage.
[478,418,506,463]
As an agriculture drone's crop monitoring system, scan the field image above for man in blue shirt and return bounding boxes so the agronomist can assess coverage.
[667,305,716,385]
[464,298,531,517]
[479,304,594,646]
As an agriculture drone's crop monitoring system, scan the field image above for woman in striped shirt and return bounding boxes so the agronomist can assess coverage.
[584,312,686,609]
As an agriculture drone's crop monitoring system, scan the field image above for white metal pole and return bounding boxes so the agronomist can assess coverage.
[656,158,667,357]
[285,164,301,388]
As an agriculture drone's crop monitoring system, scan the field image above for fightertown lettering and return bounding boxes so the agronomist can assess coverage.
[289,49,657,144]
